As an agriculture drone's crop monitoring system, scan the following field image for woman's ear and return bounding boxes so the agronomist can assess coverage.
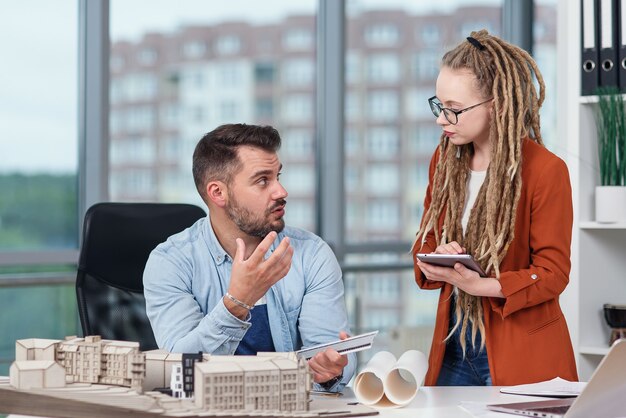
[206,181,228,208]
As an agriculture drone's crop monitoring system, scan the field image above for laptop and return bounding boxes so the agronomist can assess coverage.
[487,339,626,418]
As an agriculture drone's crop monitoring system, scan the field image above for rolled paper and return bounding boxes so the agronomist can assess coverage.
[383,350,427,406]
[354,350,428,408]
[354,351,396,405]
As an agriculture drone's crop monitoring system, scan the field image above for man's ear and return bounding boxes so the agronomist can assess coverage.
[206,181,228,208]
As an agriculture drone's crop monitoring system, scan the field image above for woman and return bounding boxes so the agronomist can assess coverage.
[413,30,577,386]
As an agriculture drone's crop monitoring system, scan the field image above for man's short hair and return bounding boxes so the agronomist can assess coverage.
[192,123,282,202]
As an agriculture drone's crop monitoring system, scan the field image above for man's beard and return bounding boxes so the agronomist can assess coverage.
[226,194,286,237]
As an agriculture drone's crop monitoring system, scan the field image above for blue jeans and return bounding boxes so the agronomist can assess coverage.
[436,313,492,386]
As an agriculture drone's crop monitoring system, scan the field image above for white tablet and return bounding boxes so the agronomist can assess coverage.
[416,253,487,276]
[296,331,378,360]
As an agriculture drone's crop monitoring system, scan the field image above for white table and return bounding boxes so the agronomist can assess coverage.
[4,385,549,418]
[334,386,549,417]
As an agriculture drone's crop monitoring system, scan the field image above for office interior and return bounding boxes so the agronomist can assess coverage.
[0,0,615,385]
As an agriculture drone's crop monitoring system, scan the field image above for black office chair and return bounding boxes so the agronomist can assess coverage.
[76,202,206,350]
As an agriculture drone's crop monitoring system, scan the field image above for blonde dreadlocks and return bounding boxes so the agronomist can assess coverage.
[414,29,545,355]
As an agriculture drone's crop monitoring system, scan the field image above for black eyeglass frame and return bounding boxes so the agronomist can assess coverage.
[428,96,493,125]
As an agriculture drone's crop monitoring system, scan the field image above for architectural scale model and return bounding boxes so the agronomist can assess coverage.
[193,352,310,412]
[170,352,204,399]
[13,335,145,391]
[9,336,313,415]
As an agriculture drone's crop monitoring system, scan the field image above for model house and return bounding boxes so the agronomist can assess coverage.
[15,338,59,362]
[9,360,65,390]
[194,353,310,413]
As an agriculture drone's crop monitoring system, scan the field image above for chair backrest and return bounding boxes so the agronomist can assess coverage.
[76,202,206,350]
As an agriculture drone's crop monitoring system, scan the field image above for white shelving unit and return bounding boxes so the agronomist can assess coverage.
[560,0,626,379]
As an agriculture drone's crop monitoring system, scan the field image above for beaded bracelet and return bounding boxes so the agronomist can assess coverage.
[225,292,254,311]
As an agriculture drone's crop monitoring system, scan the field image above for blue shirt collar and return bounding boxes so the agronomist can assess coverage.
[203,216,230,265]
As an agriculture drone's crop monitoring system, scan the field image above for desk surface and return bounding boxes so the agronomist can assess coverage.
[2,378,547,418]
[340,386,545,417]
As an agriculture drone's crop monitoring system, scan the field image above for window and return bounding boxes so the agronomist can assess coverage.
[419,24,441,44]
[182,40,206,59]
[413,50,440,82]
[283,29,314,50]
[405,87,435,119]
[367,90,398,121]
[255,62,276,83]
[364,24,399,46]
[217,62,244,87]
[215,35,241,55]
[280,165,314,196]
[282,94,313,122]
[0,1,79,373]
[282,58,314,87]
[138,48,158,65]
[345,52,361,84]
[255,98,274,119]
[281,129,313,158]
[366,165,399,195]
[367,53,400,83]
[345,92,361,121]
[367,127,399,158]
[366,201,399,230]
[110,1,317,233]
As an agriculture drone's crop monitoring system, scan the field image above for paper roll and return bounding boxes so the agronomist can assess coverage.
[354,350,428,408]
[353,351,396,405]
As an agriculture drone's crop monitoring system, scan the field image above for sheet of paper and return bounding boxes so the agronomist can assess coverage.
[499,377,586,397]
[295,331,378,360]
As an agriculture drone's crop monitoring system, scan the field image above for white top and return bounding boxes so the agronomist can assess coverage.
[461,170,487,233]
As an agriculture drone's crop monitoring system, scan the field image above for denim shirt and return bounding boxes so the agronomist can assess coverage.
[143,216,355,392]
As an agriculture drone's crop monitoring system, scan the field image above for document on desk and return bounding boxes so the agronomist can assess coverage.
[499,377,586,398]
[296,331,378,360]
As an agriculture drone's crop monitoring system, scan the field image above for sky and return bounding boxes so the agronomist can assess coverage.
[109,0,502,41]
[0,0,511,174]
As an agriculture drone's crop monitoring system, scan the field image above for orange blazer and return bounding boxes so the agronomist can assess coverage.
[413,139,578,386]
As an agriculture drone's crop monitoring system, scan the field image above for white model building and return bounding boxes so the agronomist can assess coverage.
[194,353,310,413]
[56,336,145,391]
[15,338,59,362]
[11,336,312,415]
[9,360,65,390]
[170,363,184,398]
[144,350,211,392]
[13,335,145,392]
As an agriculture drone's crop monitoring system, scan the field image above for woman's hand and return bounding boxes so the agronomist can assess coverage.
[433,241,465,255]
[417,241,504,298]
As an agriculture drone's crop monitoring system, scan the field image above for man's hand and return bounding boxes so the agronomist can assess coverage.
[225,232,293,318]
[307,331,349,384]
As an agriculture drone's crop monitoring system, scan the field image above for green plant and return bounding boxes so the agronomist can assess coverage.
[595,86,626,186]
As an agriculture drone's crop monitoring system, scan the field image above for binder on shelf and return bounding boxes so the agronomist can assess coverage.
[599,0,619,88]
[618,0,626,92]
[581,0,600,95]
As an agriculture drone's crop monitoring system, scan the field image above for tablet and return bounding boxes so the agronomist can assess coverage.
[295,331,378,360]
[415,253,487,276]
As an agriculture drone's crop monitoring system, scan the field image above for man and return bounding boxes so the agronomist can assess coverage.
[144,123,354,392]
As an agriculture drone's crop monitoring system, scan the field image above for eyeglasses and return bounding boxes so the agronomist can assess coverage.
[428,96,493,125]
